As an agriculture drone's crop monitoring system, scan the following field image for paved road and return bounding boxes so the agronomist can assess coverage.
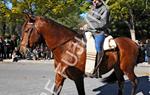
[0,60,149,95]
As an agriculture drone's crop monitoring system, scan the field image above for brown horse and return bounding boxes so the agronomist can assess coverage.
[19,14,139,95]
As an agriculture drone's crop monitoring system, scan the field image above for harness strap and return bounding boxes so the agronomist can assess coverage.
[26,27,34,48]
[25,22,36,48]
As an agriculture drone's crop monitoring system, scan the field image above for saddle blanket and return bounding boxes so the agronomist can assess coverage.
[85,32,117,74]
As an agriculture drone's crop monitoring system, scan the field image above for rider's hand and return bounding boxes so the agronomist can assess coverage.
[80,24,88,31]
[80,27,84,30]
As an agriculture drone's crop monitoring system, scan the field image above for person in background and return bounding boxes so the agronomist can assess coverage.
[0,36,4,61]
[145,39,150,64]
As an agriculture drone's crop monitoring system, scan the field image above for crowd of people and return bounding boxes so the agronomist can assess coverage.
[0,34,149,64]
[139,39,150,64]
[25,43,53,60]
[0,35,53,62]
[0,35,18,60]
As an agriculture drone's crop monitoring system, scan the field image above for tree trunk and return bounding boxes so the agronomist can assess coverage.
[130,29,136,41]
[124,20,136,42]
[124,8,137,42]
[129,9,136,42]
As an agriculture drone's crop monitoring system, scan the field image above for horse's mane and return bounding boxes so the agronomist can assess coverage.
[38,16,80,35]
[22,15,83,38]
[22,20,28,32]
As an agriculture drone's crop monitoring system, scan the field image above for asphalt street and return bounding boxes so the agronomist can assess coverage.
[0,60,149,95]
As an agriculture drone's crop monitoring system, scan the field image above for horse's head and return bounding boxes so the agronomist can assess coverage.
[19,13,77,57]
[19,13,41,57]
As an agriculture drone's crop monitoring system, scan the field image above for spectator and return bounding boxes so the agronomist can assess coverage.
[4,35,12,59]
[138,41,145,63]
[0,36,4,61]
[12,47,20,62]
[43,46,51,60]
[145,39,150,64]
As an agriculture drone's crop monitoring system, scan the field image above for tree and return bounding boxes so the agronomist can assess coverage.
[107,0,150,40]
[0,0,86,35]
[0,0,149,40]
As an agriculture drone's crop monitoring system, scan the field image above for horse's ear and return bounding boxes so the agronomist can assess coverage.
[23,12,35,23]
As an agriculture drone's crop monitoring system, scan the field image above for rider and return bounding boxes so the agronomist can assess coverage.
[80,0,110,77]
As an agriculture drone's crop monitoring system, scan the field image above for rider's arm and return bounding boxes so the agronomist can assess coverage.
[97,8,109,29]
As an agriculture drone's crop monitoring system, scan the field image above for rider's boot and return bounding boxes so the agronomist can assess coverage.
[94,51,103,78]
[89,51,103,78]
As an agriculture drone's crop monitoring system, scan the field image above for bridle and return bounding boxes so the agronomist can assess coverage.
[21,22,37,56]
[25,22,39,49]
[26,23,33,48]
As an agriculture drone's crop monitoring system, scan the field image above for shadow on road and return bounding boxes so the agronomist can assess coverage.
[93,76,150,95]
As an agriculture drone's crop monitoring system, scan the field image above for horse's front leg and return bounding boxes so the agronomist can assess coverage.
[74,75,85,95]
[52,73,65,95]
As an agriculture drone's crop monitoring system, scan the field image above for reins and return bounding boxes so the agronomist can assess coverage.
[52,38,72,52]
[51,33,80,52]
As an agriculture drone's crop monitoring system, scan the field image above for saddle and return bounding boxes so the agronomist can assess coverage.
[103,35,117,50]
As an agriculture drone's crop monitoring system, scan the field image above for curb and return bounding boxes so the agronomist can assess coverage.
[0,59,54,64]
[1,60,150,67]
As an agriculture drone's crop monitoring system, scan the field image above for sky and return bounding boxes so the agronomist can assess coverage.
[3,0,12,9]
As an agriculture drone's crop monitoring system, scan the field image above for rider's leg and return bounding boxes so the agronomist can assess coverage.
[93,33,105,78]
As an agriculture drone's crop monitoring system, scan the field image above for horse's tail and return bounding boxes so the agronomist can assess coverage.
[102,71,117,83]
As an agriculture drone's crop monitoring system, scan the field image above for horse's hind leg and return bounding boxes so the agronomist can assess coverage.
[74,76,85,95]
[114,64,125,95]
[126,71,138,95]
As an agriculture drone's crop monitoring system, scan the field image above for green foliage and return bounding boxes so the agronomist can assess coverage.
[107,0,150,38]
[0,0,149,39]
